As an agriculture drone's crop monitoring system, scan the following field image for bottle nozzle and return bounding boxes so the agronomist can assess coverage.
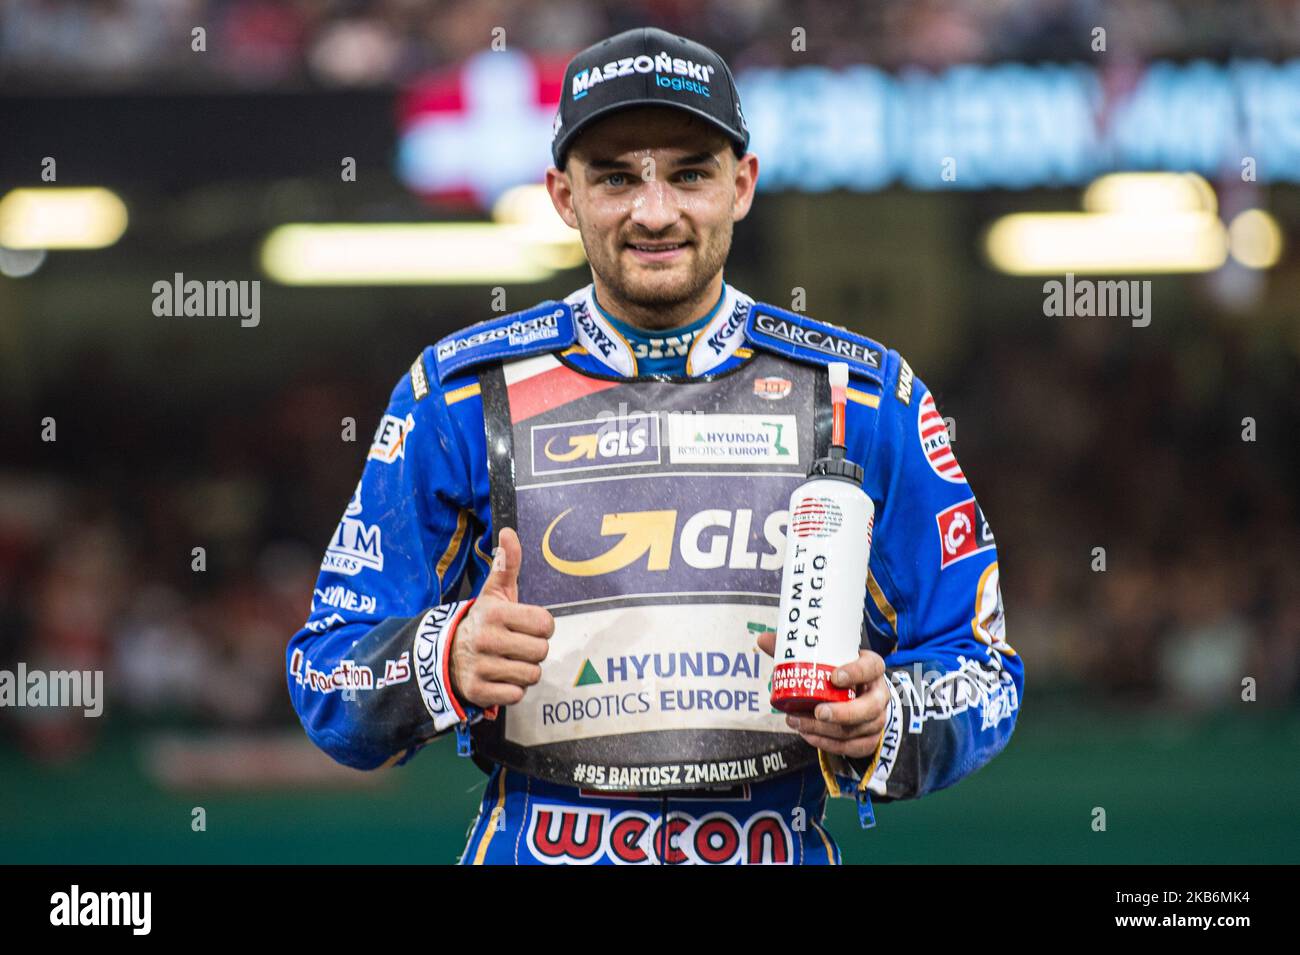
[829,362,848,448]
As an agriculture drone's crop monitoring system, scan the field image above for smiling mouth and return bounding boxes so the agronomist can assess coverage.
[626,240,689,253]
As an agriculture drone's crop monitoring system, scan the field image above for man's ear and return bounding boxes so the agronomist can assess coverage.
[545,164,580,229]
[731,152,760,222]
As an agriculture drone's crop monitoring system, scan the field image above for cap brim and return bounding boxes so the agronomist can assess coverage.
[552,98,748,167]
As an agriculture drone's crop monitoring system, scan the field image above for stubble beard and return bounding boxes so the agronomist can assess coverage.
[582,221,733,330]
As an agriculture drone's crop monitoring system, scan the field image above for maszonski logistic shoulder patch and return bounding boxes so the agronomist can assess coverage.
[432,301,577,385]
[744,303,885,384]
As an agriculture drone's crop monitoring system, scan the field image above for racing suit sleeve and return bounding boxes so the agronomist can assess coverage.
[286,351,486,770]
[820,357,1023,803]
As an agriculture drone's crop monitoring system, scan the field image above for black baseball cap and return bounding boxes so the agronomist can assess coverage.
[551,27,749,168]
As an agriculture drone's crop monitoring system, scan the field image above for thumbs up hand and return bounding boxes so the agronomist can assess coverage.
[449,527,556,709]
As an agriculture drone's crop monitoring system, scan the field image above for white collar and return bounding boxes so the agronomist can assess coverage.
[564,283,753,378]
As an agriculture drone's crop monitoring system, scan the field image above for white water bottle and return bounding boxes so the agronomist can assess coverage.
[770,362,875,713]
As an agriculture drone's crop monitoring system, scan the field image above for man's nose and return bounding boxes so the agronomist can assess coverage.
[628,176,680,232]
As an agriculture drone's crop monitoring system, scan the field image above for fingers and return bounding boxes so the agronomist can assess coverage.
[786,707,887,741]
[829,650,885,691]
[488,600,555,639]
[453,658,538,709]
[457,649,543,708]
[807,675,891,727]
[450,594,554,709]
[470,596,554,638]
[783,670,890,747]
[475,656,543,688]
[459,680,526,708]
[754,629,775,658]
[475,627,550,664]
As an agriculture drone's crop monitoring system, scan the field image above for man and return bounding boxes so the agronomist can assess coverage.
[287,27,1022,865]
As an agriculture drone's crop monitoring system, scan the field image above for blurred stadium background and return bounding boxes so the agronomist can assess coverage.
[1,0,1297,863]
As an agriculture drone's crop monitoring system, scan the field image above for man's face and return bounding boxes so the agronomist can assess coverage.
[546,107,758,325]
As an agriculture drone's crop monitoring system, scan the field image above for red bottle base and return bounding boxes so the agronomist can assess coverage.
[770,662,855,713]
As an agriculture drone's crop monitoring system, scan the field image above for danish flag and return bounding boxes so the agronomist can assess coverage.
[397,50,569,208]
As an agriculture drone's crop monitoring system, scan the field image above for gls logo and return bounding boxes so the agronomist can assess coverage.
[532,413,660,474]
[541,507,788,577]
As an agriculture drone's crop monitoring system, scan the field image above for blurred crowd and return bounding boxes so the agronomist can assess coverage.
[962,310,1300,716]
[4,0,1300,90]
[0,300,1296,763]
[0,353,366,761]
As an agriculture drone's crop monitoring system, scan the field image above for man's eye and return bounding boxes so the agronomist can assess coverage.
[604,173,629,186]
[678,169,706,184]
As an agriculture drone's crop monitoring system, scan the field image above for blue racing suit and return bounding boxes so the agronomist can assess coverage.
[287,283,1023,865]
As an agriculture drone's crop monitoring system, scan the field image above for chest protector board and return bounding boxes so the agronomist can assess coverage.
[473,349,833,792]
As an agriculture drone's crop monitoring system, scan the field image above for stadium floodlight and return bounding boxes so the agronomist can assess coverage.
[1082,172,1217,216]
[491,185,587,270]
[260,222,584,285]
[983,212,1228,275]
[1227,209,1284,270]
[0,187,129,250]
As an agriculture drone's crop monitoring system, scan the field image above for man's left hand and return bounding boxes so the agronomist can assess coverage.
[755,631,890,760]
